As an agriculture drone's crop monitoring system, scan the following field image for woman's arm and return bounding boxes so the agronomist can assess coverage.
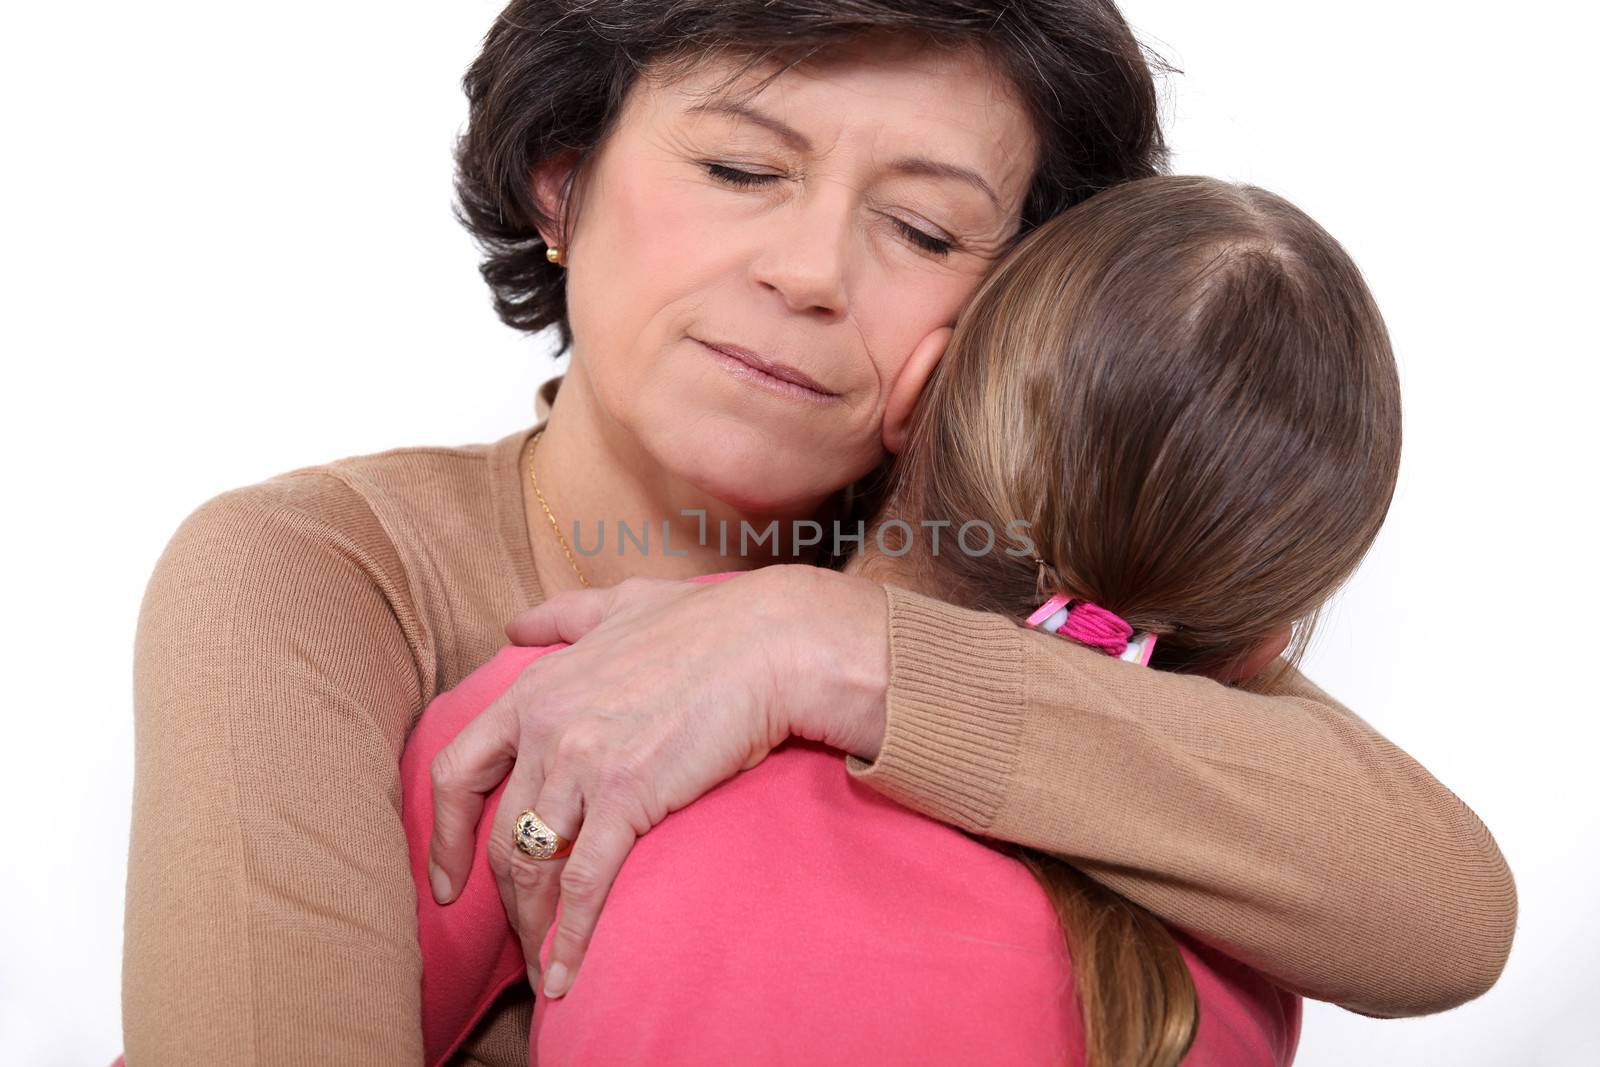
[124,473,429,1064]
[440,563,1513,1019]
[843,580,1516,1018]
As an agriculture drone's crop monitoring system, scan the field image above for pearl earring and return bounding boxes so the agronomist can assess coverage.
[546,245,564,265]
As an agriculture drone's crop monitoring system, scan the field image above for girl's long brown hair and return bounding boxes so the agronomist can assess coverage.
[876,175,1402,1065]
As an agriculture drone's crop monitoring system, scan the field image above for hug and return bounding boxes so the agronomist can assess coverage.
[121,1,1515,1064]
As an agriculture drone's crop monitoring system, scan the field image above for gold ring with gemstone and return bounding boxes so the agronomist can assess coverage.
[514,808,576,860]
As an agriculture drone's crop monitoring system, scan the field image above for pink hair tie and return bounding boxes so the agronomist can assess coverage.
[1026,594,1158,666]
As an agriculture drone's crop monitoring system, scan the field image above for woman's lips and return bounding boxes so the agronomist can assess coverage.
[695,339,841,404]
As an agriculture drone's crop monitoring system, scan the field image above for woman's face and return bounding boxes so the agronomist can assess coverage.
[554,36,1039,516]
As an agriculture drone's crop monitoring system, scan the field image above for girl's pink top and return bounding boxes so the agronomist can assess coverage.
[400,572,1301,1067]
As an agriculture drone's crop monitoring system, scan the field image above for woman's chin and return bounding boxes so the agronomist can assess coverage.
[661,433,840,519]
[689,465,836,520]
[626,380,866,518]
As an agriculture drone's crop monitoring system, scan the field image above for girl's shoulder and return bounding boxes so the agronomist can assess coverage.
[531,738,1083,1064]
[534,739,1297,1067]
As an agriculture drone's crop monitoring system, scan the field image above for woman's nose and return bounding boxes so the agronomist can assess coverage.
[748,189,852,319]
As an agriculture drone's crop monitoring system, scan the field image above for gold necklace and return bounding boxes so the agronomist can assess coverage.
[528,428,591,588]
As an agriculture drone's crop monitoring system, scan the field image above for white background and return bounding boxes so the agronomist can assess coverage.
[2,2,1595,1063]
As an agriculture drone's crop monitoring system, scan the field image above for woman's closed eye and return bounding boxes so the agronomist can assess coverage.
[702,163,955,258]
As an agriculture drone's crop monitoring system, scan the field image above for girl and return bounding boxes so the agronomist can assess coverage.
[399,172,1405,1066]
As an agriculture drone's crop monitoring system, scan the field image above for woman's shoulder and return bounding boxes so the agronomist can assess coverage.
[159,424,535,597]
[144,425,539,692]
[140,454,427,665]
[150,447,438,612]
[265,425,532,537]
[171,428,519,538]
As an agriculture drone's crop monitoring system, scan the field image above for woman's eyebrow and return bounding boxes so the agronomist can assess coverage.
[683,98,1001,211]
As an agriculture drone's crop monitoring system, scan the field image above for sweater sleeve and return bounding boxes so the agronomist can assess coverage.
[123,472,432,1065]
[843,582,1517,1019]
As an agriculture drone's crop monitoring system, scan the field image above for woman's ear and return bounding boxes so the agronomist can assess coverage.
[1219,624,1294,684]
[530,150,582,248]
[883,326,953,455]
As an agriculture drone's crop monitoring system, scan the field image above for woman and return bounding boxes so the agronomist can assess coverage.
[121,2,1514,1064]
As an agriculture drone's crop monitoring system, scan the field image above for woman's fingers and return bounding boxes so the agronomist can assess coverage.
[504,583,623,647]
[494,764,580,991]
[541,809,640,999]
[428,571,815,1002]
[428,687,524,903]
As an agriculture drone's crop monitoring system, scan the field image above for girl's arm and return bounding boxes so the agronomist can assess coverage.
[124,473,429,1064]
[844,581,1516,1018]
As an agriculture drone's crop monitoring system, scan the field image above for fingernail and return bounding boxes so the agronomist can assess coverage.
[428,860,452,904]
[543,962,569,999]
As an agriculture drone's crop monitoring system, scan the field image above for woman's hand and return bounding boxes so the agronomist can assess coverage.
[425,564,890,999]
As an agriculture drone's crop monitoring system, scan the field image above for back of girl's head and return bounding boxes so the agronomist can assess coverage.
[886,174,1402,680]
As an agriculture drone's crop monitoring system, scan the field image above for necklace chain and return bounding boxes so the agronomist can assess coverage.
[528,428,591,588]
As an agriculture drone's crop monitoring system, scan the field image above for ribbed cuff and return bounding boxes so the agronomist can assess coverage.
[844,582,1026,832]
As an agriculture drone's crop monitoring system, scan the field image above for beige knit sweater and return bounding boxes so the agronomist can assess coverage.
[121,376,1515,1065]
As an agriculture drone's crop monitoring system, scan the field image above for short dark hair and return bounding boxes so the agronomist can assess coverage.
[452,0,1172,353]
